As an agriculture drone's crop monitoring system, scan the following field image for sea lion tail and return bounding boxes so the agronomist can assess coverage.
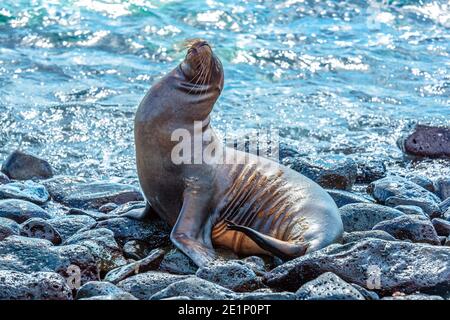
[225,220,309,261]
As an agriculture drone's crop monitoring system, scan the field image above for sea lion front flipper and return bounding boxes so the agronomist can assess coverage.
[170,190,216,267]
[119,201,158,221]
[225,220,308,261]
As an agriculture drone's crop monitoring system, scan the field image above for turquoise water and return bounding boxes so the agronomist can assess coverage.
[0,0,449,182]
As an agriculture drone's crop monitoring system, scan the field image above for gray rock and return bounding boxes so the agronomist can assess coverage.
[0,270,72,300]
[108,201,146,215]
[123,240,154,260]
[161,296,192,300]
[99,203,118,213]
[76,281,131,299]
[64,228,127,274]
[240,256,268,275]
[0,181,50,205]
[439,198,450,214]
[434,177,450,201]
[295,272,365,300]
[354,157,386,184]
[264,239,450,294]
[42,176,143,209]
[0,235,99,285]
[196,261,260,292]
[342,230,396,244]
[368,176,441,217]
[0,173,10,185]
[239,291,296,300]
[405,174,435,192]
[326,189,374,208]
[117,271,188,300]
[0,199,51,223]
[432,218,450,237]
[94,217,170,247]
[351,283,379,300]
[150,277,236,300]
[0,217,20,241]
[398,125,450,159]
[20,218,62,245]
[373,215,440,245]
[67,208,109,220]
[1,150,53,180]
[159,248,198,275]
[104,248,165,284]
[80,293,138,300]
[340,203,405,232]
[47,215,96,242]
[382,294,444,300]
[287,155,357,190]
[394,205,427,217]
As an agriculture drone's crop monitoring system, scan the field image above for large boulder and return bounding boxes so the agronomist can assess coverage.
[368,176,441,217]
[372,215,441,245]
[339,203,405,232]
[42,176,143,209]
[117,271,189,300]
[0,199,51,223]
[285,155,357,190]
[398,125,450,158]
[1,151,53,180]
[0,270,72,300]
[0,181,50,205]
[295,272,365,300]
[0,235,99,285]
[264,239,450,295]
[150,277,237,300]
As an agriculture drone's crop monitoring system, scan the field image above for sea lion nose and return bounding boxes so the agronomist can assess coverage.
[195,40,208,48]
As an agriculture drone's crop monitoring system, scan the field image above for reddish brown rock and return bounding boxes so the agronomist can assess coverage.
[399,125,450,159]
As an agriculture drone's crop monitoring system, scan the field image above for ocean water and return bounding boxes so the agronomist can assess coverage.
[0,0,449,183]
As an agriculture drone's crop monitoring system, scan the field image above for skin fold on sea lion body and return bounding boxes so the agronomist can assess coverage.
[133,39,343,267]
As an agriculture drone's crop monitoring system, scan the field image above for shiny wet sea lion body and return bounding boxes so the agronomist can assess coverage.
[134,39,343,266]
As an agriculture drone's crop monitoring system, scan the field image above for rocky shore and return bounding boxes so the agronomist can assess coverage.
[0,125,449,300]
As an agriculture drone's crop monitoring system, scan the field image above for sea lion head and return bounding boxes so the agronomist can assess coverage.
[180,39,224,94]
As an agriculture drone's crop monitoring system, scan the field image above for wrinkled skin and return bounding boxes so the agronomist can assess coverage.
[133,40,343,267]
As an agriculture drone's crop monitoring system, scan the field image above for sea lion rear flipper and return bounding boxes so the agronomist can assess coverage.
[225,220,308,260]
[120,201,158,221]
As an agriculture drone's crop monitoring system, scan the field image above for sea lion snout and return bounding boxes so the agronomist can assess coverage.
[181,39,223,89]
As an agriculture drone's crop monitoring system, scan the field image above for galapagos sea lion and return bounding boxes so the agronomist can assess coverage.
[132,39,343,267]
